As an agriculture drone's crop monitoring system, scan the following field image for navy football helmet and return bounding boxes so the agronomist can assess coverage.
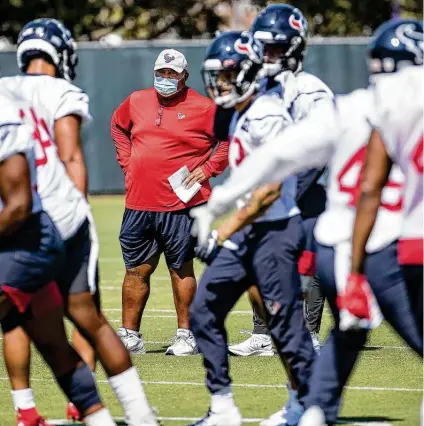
[17,18,78,81]
[202,31,263,108]
[250,4,308,76]
[368,18,423,74]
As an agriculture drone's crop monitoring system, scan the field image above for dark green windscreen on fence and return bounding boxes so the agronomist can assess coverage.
[0,40,369,193]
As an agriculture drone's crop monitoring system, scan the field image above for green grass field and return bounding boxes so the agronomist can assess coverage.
[0,196,422,426]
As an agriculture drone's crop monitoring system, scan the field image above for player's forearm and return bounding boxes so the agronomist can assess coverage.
[0,202,32,236]
[350,189,382,274]
[216,184,281,241]
[208,140,294,217]
[64,158,88,197]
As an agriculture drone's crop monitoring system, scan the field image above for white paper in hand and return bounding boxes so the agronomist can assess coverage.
[168,165,201,203]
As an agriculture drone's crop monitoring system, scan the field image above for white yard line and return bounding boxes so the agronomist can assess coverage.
[47,417,264,424]
[1,377,418,392]
[47,418,392,426]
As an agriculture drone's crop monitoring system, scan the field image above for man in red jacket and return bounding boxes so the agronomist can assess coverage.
[111,49,229,356]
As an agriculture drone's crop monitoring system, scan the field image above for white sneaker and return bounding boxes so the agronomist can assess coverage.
[298,406,326,426]
[117,327,146,354]
[260,381,298,426]
[310,332,321,354]
[125,411,159,426]
[165,328,198,356]
[228,334,274,356]
[260,407,287,426]
[190,408,242,426]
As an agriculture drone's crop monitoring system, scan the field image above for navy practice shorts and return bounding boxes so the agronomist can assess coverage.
[119,208,195,270]
[56,218,100,301]
[0,211,64,293]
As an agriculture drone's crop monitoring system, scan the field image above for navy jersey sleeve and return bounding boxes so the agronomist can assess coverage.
[213,106,235,141]
[296,167,327,218]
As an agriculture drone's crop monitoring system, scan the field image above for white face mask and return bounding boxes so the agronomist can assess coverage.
[154,75,179,96]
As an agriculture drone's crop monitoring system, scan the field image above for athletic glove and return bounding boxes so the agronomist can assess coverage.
[195,230,239,265]
[190,205,216,246]
[338,273,382,331]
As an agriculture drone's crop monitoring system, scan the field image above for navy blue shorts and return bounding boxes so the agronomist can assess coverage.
[0,211,64,293]
[57,219,99,300]
[119,208,195,270]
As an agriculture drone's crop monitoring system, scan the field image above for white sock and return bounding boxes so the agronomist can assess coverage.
[109,367,153,418]
[85,408,117,426]
[11,388,35,410]
[211,387,236,413]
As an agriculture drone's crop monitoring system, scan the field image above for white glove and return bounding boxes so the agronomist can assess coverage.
[190,205,217,246]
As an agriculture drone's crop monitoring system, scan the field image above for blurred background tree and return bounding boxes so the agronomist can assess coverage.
[1,0,422,43]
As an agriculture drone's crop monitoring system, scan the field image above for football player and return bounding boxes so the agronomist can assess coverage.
[195,19,423,426]
[0,18,158,426]
[228,4,331,366]
[0,87,117,426]
[189,31,315,426]
[348,18,423,349]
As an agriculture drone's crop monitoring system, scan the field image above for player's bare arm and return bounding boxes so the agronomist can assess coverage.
[351,129,392,274]
[55,114,88,197]
[216,183,282,242]
[0,153,32,236]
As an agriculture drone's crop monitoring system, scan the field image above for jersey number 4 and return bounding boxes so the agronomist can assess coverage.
[337,145,403,211]
[20,108,53,167]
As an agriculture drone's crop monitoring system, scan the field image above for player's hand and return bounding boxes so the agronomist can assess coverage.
[195,230,239,265]
[195,229,221,264]
[184,167,207,189]
[338,273,381,331]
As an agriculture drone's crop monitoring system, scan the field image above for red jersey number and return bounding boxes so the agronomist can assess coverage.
[20,108,53,167]
[337,146,403,211]
[411,135,423,174]
[229,137,246,168]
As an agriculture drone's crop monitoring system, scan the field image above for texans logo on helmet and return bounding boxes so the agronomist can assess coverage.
[289,13,305,34]
[396,23,424,63]
[234,32,262,63]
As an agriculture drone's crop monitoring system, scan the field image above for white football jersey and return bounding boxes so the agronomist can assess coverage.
[0,88,42,215]
[0,75,92,240]
[314,89,404,252]
[229,93,300,221]
[210,88,404,252]
[371,66,423,244]
[273,70,334,122]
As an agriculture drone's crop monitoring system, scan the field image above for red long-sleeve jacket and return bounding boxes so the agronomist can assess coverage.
[111,87,229,211]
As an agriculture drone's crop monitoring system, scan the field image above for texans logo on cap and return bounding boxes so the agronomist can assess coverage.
[164,53,175,63]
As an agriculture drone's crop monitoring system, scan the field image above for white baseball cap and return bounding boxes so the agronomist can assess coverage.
[154,49,188,73]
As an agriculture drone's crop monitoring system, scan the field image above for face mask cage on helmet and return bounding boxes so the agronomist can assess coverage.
[202,59,262,108]
[259,36,305,76]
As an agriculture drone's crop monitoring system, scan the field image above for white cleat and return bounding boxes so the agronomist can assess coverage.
[165,328,199,356]
[259,407,288,426]
[125,413,159,426]
[189,408,243,426]
[298,406,326,426]
[117,327,146,354]
[228,334,274,357]
[310,332,321,354]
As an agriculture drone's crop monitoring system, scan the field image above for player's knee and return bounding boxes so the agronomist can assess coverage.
[57,363,101,415]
